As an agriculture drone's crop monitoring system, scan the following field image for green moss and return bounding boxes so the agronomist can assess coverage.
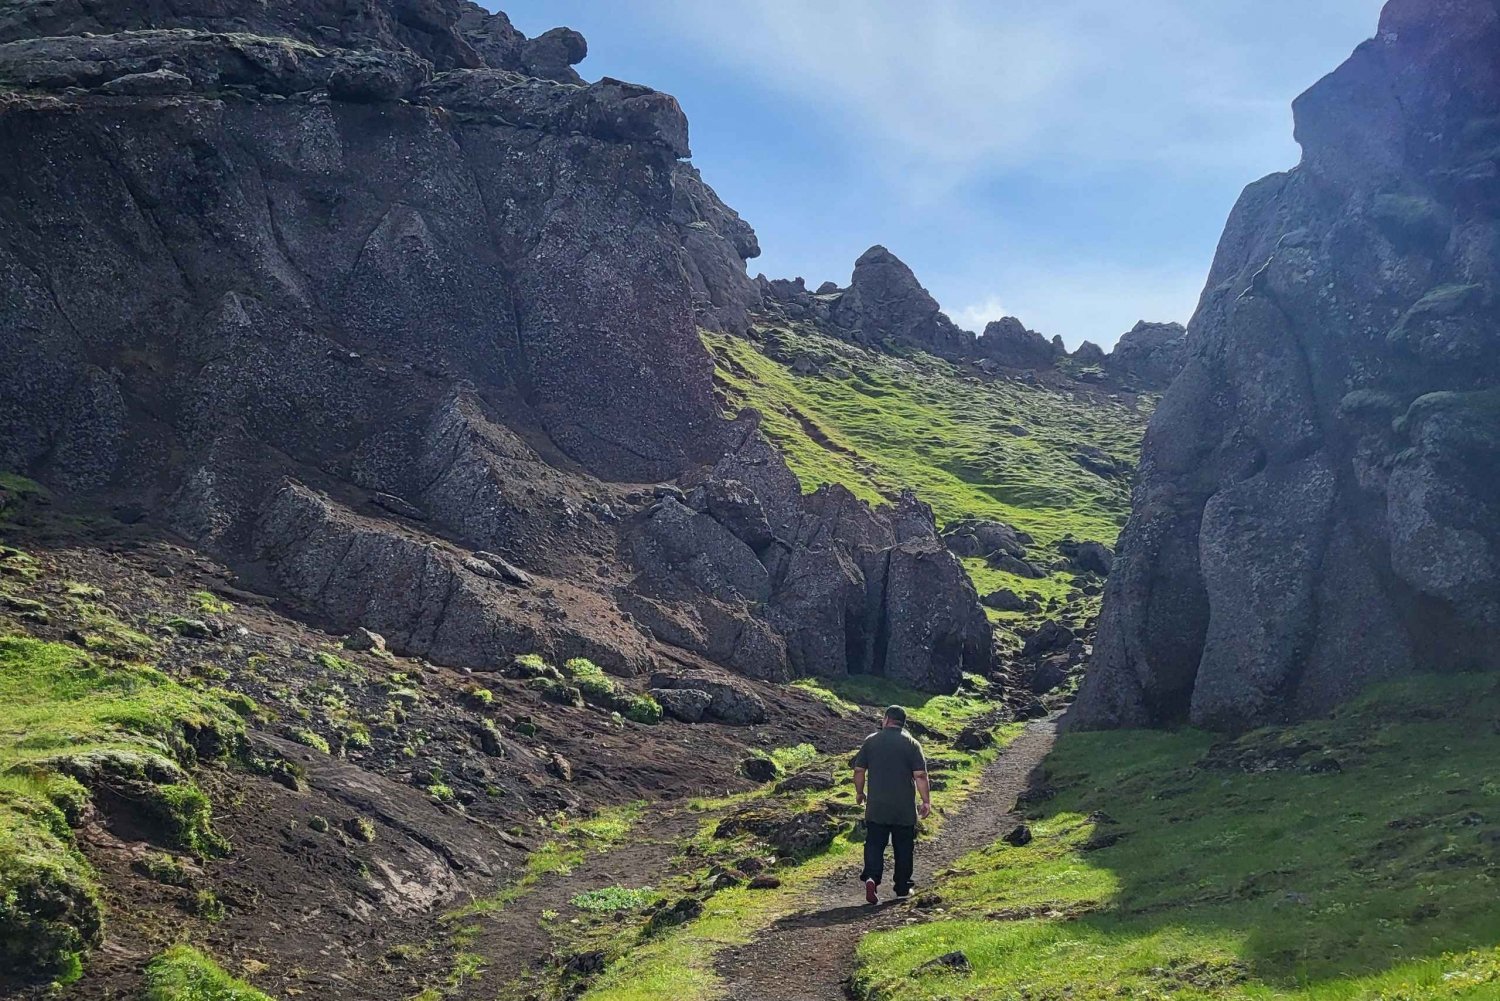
[0,636,244,979]
[69,601,156,658]
[313,650,362,678]
[289,729,331,755]
[0,473,49,522]
[346,816,377,843]
[854,673,1500,1001]
[189,591,232,616]
[142,944,276,1000]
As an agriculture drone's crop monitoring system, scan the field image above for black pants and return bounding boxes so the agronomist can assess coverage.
[860,822,916,893]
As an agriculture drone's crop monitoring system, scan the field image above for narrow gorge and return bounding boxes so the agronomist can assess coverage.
[0,1,1496,1000]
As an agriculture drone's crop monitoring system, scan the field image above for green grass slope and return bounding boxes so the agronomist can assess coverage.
[705,326,1150,640]
[705,326,1147,544]
[854,674,1500,1000]
[0,633,246,982]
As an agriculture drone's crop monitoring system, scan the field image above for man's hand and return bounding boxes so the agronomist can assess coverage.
[918,801,931,820]
[856,791,867,806]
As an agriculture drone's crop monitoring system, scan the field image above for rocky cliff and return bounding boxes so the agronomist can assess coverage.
[0,1,988,693]
[1071,0,1500,731]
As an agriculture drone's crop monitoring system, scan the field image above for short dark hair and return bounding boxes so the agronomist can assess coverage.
[883,705,907,724]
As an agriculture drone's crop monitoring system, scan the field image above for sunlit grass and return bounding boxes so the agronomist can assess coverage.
[855,673,1500,1001]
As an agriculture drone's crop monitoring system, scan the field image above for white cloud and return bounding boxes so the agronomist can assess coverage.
[949,296,1012,334]
[939,262,1207,350]
[653,0,1383,190]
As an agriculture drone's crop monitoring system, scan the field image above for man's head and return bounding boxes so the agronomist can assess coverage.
[882,705,907,729]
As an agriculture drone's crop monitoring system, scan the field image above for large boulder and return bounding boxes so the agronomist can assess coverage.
[1071,0,1500,732]
[649,671,768,725]
[942,519,1031,560]
[876,540,995,692]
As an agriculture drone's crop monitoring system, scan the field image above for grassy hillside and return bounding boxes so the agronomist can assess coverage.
[854,673,1500,1000]
[705,325,1151,641]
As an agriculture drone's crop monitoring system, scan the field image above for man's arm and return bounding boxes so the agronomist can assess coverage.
[914,770,931,819]
[853,767,867,806]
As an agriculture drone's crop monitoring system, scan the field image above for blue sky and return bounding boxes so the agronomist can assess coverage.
[501,1,1385,348]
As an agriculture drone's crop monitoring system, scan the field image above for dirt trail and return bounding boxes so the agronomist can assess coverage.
[713,718,1058,1001]
[451,808,702,998]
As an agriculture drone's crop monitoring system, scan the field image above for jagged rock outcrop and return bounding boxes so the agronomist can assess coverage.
[975,317,1064,370]
[0,1,990,696]
[1106,321,1188,387]
[766,244,1181,385]
[1071,0,1500,732]
[829,245,973,359]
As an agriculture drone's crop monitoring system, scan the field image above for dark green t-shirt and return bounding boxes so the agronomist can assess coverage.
[853,727,927,826]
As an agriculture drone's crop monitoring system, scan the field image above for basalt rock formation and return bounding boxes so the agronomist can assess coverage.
[1071,0,1500,731]
[0,2,987,691]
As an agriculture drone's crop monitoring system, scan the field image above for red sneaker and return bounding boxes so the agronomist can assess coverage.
[864,879,878,905]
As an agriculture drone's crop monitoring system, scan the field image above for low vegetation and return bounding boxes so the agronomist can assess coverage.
[854,673,1500,1001]
[447,801,650,920]
[575,682,1018,1001]
[0,634,245,980]
[141,944,275,1001]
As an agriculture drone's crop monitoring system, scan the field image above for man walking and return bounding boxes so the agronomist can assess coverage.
[853,705,931,904]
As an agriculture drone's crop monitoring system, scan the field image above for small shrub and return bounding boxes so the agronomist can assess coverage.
[429,783,457,804]
[511,653,561,680]
[346,816,377,843]
[307,815,329,834]
[190,590,232,616]
[314,651,361,678]
[464,685,495,707]
[290,729,331,755]
[340,723,372,750]
[562,657,607,680]
[577,674,616,703]
[621,694,663,725]
[570,885,659,913]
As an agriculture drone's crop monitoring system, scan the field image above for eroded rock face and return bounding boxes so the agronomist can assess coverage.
[0,9,750,496]
[628,418,994,692]
[1071,0,1500,732]
[0,1,994,699]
